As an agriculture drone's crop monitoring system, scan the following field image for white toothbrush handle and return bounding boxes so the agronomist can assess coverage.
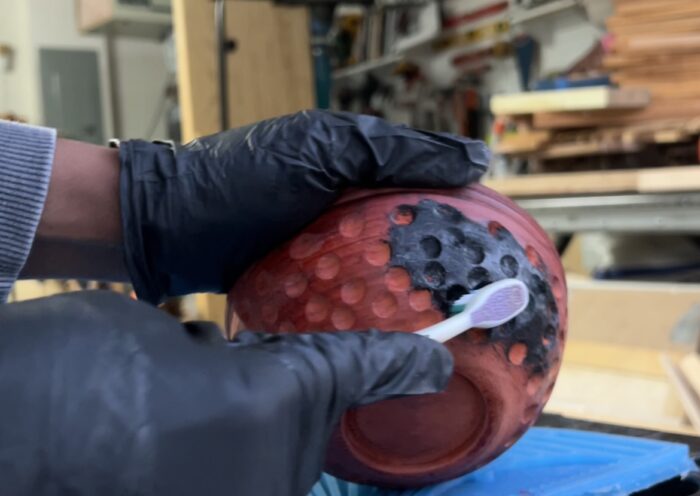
[416,311,474,343]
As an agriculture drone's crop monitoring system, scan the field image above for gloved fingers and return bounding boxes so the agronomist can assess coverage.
[183,321,227,345]
[198,110,490,190]
[252,330,453,413]
[228,329,279,346]
[309,111,491,189]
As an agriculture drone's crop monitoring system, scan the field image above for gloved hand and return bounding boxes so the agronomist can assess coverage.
[119,110,490,303]
[0,291,452,496]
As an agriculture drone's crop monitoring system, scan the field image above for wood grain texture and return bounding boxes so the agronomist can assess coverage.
[567,278,700,352]
[533,100,700,129]
[485,165,700,197]
[494,130,551,155]
[545,361,695,435]
[680,354,700,401]
[173,0,314,142]
[661,354,700,433]
[564,341,683,378]
[483,168,639,197]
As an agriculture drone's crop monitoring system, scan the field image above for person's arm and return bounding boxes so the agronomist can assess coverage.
[9,110,489,298]
[0,120,55,302]
[19,138,128,281]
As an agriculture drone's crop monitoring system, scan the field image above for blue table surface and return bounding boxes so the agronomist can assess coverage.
[311,427,698,496]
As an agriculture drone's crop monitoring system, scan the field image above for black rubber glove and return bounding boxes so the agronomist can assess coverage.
[0,291,452,496]
[119,110,490,303]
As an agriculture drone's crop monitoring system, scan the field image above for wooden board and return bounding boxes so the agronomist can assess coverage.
[173,0,314,142]
[604,52,700,71]
[661,354,700,433]
[533,100,700,129]
[568,278,700,353]
[539,140,641,160]
[502,118,700,159]
[485,165,700,197]
[613,0,700,20]
[612,79,700,101]
[616,33,700,55]
[564,340,685,378]
[483,168,639,197]
[638,166,700,193]
[493,130,550,155]
[490,87,650,116]
[610,17,700,37]
[680,354,700,399]
[545,362,696,435]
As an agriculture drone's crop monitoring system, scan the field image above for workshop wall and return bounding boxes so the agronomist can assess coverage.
[0,0,35,120]
[481,6,605,97]
[0,0,169,139]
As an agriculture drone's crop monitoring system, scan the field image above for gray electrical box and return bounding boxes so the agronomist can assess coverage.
[40,49,105,144]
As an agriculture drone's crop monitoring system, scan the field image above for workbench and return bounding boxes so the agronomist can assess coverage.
[537,413,700,452]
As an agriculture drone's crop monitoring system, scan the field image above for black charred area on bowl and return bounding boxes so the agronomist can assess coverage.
[387,199,559,374]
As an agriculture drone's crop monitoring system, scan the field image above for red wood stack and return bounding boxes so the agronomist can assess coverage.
[605,0,700,116]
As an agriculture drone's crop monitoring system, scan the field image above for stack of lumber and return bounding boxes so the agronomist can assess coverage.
[490,86,700,171]
[484,164,700,197]
[606,0,700,105]
[489,0,700,175]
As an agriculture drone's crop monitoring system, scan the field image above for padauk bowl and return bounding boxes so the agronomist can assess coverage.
[228,184,567,488]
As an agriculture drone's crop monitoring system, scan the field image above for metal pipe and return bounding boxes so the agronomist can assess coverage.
[215,0,229,131]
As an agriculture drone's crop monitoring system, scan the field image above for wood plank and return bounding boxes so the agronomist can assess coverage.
[638,167,700,193]
[564,340,684,378]
[502,119,698,159]
[615,0,694,17]
[173,0,314,141]
[545,362,695,435]
[539,140,640,160]
[490,87,650,116]
[680,354,700,400]
[484,165,700,197]
[173,0,219,141]
[611,17,700,37]
[604,52,700,70]
[493,130,551,155]
[616,33,700,54]
[533,100,700,129]
[661,354,700,433]
[612,80,700,102]
[484,168,639,197]
[607,5,700,29]
[568,278,700,353]
[611,58,700,78]
[225,1,314,128]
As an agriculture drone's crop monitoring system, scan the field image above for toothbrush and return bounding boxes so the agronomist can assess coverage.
[416,279,529,343]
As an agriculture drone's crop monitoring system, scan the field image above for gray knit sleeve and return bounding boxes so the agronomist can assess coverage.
[0,120,56,302]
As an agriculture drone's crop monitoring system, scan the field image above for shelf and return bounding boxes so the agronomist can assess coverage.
[509,0,580,25]
[332,53,404,82]
[516,192,700,234]
[490,87,650,116]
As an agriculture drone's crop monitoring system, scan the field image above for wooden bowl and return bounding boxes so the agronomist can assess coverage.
[228,184,567,487]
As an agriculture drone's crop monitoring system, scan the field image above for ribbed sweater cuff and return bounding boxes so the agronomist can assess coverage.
[0,121,56,302]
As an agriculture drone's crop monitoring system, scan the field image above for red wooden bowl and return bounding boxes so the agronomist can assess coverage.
[227,184,567,488]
